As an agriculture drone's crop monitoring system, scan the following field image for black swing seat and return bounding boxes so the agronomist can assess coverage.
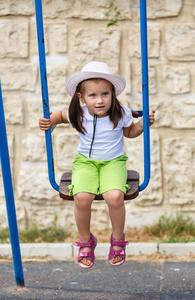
[59,170,139,201]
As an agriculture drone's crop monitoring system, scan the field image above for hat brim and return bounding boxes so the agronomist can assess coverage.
[65,71,126,97]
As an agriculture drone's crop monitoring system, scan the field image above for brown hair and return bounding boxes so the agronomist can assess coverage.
[68,79,124,134]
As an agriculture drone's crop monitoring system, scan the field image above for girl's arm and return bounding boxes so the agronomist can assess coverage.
[39,110,69,131]
[123,110,155,138]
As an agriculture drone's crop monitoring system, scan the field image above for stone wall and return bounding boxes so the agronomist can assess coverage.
[0,0,194,231]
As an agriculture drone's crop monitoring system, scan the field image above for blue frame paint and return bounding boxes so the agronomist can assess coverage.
[34,0,59,191]
[34,0,150,193]
[0,82,24,286]
[139,0,150,191]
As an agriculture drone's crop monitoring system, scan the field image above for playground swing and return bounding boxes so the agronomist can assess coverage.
[35,0,150,201]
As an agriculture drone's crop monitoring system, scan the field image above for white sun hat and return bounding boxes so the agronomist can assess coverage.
[65,61,126,97]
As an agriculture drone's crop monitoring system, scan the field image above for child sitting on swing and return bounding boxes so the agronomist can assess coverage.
[39,61,155,269]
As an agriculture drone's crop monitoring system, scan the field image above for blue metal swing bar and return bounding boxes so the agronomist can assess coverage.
[35,0,59,192]
[34,0,150,192]
[139,0,150,191]
[0,81,24,286]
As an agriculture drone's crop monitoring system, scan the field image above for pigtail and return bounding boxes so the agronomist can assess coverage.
[68,85,86,134]
[108,85,125,128]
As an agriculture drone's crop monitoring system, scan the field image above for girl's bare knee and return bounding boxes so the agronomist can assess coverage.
[103,190,124,209]
[74,192,95,210]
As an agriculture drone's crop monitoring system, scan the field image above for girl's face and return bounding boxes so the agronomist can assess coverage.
[78,79,112,117]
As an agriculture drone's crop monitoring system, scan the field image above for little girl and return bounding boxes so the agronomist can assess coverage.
[39,61,155,269]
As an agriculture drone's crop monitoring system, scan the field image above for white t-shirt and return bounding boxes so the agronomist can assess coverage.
[68,105,133,161]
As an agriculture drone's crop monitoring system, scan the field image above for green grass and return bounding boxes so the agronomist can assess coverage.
[0,228,10,243]
[0,214,194,243]
[146,214,195,243]
[0,226,70,244]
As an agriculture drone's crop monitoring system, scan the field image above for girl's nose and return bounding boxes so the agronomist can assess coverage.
[97,96,103,103]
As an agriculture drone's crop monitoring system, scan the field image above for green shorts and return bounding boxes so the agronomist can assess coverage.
[68,153,130,196]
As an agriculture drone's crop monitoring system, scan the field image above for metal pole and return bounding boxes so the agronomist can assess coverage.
[139,0,150,191]
[0,81,24,286]
[34,0,59,191]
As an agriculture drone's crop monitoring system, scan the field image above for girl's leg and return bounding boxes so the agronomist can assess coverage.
[74,192,96,266]
[102,189,125,264]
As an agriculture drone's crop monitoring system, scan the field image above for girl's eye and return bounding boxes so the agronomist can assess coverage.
[90,94,96,97]
[103,92,108,96]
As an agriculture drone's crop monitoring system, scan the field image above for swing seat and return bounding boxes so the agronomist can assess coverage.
[59,170,139,201]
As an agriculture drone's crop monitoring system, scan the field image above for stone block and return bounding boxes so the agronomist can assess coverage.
[91,202,109,230]
[30,20,49,56]
[19,243,73,258]
[17,163,58,202]
[0,203,9,229]
[0,0,34,16]
[54,203,76,230]
[129,27,160,58]
[165,24,195,61]
[80,0,131,20]
[69,28,121,73]
[31,22,68,55]
[172,96,195,129]
[0,244,12,257]
[159,243,195,256]
[163,66,190,94]
[126,243,157,256]
[22,132,46,162]
[47,65,67,94]
[55,132,80,170]
[130,93,195,130]
[24,94,69,129]
[7,134,14,159]
[148,95,173,128]
[148,94,195,129]
[125,207,166,229]
[25,97,44,129]
[95,243,110,257]
[42,0,79,19]
[134,63,157,94]
[0,64,37,92]
[0,173,3,199]
[125,131,163,206]
[123,62,131,95]
[0,134,14,201]
[24,200,75,230]
[163,138,195,205]
[49,24,68,53]
[50,96,70,112]
[0,20,29,58]
[146,0,182,19]
[0,200,25,231]
[3,94,24,125]
[42,0,131,20]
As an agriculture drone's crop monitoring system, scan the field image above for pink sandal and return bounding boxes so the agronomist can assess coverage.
[74,233,97,269]
[108,233,129,266]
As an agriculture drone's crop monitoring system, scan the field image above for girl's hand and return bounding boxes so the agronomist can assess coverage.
[39,117,52,131]
[149,110,155,126]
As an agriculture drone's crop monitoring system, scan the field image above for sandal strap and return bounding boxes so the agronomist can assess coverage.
[74,233,97,265]
[78,249,94,263]
[111,239,129,247]
[109,247,126,258]
[110,233,129,247]
[74,233,96,248]
[74,240,95,247]
[109,233,129,262]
